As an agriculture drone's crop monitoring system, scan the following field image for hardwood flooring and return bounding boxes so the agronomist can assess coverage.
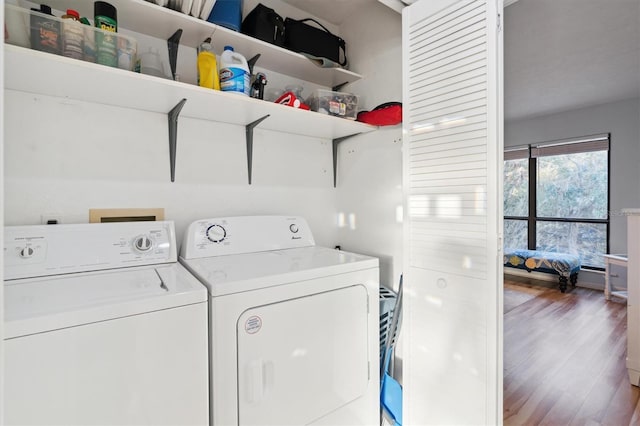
[503,276,640,425]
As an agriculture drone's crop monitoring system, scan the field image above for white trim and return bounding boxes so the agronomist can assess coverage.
[0,1,5,419]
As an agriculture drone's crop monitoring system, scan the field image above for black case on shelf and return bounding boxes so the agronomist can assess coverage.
[283,18,347,67]
[241,3,285,47]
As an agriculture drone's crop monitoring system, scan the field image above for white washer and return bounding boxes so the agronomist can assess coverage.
[3,221,209,426]
[179,216,379,426]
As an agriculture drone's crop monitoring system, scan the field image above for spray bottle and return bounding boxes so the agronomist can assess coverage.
[197,37,220,90]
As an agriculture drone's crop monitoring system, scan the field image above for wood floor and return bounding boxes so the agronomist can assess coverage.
[503,276,640,425]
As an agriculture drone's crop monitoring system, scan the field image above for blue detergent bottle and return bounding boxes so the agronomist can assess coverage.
[219,46,250,96]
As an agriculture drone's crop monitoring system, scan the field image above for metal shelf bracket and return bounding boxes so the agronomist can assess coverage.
[332,81,349,92]
[168,98,187,182]
[332,133,361,188]
[246,115,270,184]
[167,29,183,81]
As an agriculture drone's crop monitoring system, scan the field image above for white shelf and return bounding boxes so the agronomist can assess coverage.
[4,45,375,140]
[38,0,362,88]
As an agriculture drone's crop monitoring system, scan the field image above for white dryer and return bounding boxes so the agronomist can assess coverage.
[179,216,380,426]
[3,221,209,426]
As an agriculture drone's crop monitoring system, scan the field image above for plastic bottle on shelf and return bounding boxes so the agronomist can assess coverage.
[138,47,167,78]
[79,17,96,63]
[197,38,220,90]
[61,9,84,60]
[94,1,118,67]
[30,4,61,55]
[219,45,249,96]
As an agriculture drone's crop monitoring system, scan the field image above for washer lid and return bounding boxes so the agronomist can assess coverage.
[179,246,378,297]
[4,263,207,339]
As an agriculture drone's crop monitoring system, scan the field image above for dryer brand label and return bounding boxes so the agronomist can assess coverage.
[245,316,262,334]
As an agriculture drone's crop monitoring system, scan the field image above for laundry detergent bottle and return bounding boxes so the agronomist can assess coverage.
[219,45,249,96]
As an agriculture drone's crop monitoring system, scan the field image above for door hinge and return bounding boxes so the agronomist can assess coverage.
[498,12,502,32]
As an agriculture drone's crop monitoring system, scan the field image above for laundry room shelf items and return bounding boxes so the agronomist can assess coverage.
[5,46,376,184]
[33,0,363,88]
[4,46,372,139]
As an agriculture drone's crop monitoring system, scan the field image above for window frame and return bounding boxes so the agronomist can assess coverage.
[504,134,611,271]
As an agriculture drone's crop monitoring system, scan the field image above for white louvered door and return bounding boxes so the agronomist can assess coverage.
[402,0,503,424]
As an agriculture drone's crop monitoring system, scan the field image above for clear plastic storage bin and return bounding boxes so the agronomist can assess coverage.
[307,89,359,120]
[4,3,137,71]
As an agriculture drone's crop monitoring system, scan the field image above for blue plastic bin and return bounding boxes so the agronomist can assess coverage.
[206,0,243,32]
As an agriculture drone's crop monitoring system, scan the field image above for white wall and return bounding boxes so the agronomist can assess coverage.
[4,88,342,246]
[4,0,335,244]
[335,3,404,289]
[505,97,640,286]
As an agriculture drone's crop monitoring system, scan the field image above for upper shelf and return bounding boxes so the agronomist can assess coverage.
[36,0,363,88]
[4,45,376,140]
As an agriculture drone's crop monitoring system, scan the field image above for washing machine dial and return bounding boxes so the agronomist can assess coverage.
[289,223,299,233]
[206,224,227,243]
[19,246,35,258]
[133,235,153,253]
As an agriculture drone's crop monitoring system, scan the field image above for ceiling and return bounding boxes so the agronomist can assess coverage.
[505,0,640,121]
[281,0,640,122]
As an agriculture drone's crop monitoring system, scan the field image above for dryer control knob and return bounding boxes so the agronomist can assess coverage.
[206,224,227,243]
[289,224,299,233]
[20,247,34,258]
[133,235,153,252]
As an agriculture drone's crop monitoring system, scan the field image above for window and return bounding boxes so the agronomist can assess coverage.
[504,134,610,269]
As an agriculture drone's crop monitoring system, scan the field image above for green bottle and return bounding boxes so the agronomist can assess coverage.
[94,1,117,67]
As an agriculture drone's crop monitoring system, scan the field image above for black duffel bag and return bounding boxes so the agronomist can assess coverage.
[284,18,347,67]
[241,3,285,46]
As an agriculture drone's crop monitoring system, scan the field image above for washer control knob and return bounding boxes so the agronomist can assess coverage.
[133,235,153,252]
[206,224,227,243]
[20,247,35,258]
[289,224,299,233]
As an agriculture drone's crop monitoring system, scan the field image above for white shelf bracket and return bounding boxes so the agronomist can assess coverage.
[332,133,361,188]
[246,115,270,184]
[168,98,187,182]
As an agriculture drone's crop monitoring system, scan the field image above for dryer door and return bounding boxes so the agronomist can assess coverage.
[237,284,370,425]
